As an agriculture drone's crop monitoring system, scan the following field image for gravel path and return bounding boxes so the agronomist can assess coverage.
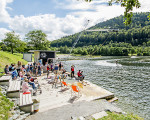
[26,99,122,120]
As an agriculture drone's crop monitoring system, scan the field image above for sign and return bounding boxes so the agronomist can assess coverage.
[40,52,47,58]
[40,52,55,59]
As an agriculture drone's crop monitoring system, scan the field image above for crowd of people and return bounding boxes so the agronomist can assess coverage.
[46,62,68,85]
[4,60,85,94]
[4,61,41,95]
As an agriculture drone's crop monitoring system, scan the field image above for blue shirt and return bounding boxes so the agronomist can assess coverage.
[54,66,58,70]
[12,70,18,79]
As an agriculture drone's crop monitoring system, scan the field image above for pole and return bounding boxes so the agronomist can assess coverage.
[66,20,90,61]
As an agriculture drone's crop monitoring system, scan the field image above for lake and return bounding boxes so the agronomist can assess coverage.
[63,56,150,120]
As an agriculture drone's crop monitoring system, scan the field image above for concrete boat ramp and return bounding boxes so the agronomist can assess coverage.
[27,75,122,120]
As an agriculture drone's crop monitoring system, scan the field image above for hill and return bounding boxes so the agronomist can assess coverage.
[90,12,150,30]
[0,51,27,76]
[50,12,150,48]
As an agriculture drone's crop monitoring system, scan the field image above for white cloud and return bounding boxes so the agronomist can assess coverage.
[61,0,93,10]
[9,14,86,41]
[133,0,150,12]
[0,28,10,40]
[0,0,150,42]
[71,5,125,27]
[57,0,109,10]
[0,0,13,23]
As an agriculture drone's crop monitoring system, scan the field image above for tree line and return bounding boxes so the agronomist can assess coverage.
[0,30,50,54]
[54,42,150,56]
[1,29,150,56]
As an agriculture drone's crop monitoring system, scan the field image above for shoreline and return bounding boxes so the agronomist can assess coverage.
[0,54,146,120]
[26,72,123,120]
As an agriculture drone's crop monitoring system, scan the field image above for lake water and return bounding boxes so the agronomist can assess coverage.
[63,56,150,120]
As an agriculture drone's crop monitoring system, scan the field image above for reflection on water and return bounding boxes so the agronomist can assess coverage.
[95,60,122,67]
[63,56,150,120]
[131,56,138,58]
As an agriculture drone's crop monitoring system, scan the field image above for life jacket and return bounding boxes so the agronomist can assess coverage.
[30,78,34,82]
[47,66,50,71]
[71,67,74,71]
[77,71,81,77]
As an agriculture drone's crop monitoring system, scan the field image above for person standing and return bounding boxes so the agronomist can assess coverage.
[26,64,30,73]
[71,65,75,78]
[50,63,53,72]
[38,63,42,76]
[47,64,50,78]
[30,63,33,74]
[59,62,62,71]
[54,64,58,74]
[33,61,36,68]
[16,61,22,76]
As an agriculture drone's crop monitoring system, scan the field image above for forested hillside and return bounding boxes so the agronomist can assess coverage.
[51,12,150,48]
[90,12,150,30]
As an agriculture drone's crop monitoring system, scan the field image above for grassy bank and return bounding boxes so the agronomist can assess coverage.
[0,89,14,120]
[96,112,143,120]
[0,51,27,76]
[0,51,27,119]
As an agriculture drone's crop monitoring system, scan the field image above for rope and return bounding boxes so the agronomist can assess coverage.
[64,20,90,62]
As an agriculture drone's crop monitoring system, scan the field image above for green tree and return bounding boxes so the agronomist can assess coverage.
[2,31,24,54]
[147,40,150,46]
[0,42,2,50]
[15,40,27,53]
[82,49,88,55]
[25,30,50,50]
[130,47,136,55]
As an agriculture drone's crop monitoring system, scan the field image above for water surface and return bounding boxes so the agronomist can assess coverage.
[63,56,150,120]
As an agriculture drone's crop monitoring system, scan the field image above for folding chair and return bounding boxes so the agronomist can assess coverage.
[71,85,80,97]
[77,82,83,89]
[62,81,67,87]
[61,81,67,89]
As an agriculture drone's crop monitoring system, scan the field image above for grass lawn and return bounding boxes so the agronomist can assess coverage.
[0,51,26,119]
[95,112,144,120]
[0,51,27,76]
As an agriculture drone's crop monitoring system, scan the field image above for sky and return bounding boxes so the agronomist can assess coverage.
[0,0,150,41]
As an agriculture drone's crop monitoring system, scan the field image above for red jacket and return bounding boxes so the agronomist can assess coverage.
[77,71,81,77]
[71,67,74,71]
[47,66,50,71]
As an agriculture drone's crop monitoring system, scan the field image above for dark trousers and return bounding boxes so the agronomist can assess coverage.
[28,82,36,89]
[17,69,20,76]
[47,70,49,78]
[71,71,74,78]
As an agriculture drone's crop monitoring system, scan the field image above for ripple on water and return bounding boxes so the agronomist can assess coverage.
[64,57,150,120]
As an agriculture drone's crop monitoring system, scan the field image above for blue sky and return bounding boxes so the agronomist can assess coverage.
[8,0,70,17]
[0,0,149,41]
